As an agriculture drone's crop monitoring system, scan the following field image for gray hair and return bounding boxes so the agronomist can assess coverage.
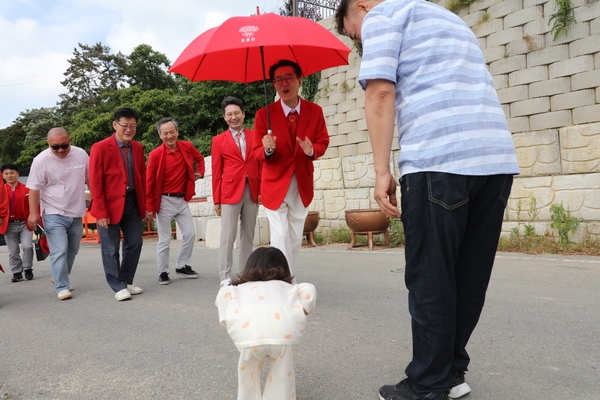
[156,117,179,134]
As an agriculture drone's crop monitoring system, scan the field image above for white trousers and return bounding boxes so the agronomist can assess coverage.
[265,175,308,281]
[237,344,296,400]
[156,196,196,274]
[218,183,259,281]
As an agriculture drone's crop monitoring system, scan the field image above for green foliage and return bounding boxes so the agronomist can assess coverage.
[549,0,577,40]
[388,217,405,247]
[1,41,277,165]
[446,0,477,14]
[550,202,580,248]
[125,44,176,90]
[302,72,321,102]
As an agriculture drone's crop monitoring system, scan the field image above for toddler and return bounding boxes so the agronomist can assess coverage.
[216,246,317,400]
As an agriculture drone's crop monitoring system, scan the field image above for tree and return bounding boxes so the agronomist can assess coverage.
[59,43,128,117]
[125,44,176,91]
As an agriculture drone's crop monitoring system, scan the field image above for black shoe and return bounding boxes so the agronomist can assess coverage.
[25,269,34,280]
[158,272,171,285]
[449,371,471,399]
[11,273,23,283]
[379,379,448,400]
[175,265,198,279]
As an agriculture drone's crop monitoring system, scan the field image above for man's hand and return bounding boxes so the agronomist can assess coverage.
[147,212,156,221]
[374,171,401,218]
[194,173,203,180]
[296,136,313,156]
[27,213,40,230]
[97,218,110,229]
[263,134,277,152]
[214,204,221,217]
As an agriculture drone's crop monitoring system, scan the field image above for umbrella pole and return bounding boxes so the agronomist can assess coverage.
[260,46,272,135]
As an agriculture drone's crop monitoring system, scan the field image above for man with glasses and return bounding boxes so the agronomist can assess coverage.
[212,96,260,287]
[146,117,205,285]
[89,108,147,301]
[253,60,329,281]
[27,128,89,301]
[1,163,35,283]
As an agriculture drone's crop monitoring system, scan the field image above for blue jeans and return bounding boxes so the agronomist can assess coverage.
[98,192,143,292]
[400,172,513,396]
[43,214,83,293]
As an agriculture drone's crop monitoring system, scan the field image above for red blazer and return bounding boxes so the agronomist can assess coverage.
[0,182,8,231]
[88,134,146,223]
[252,99,329,209]
[146,140,205,213]
[211,129,260,205]
[0,182,32,234]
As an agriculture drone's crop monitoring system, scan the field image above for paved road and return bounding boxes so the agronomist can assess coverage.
[1,239,599,399]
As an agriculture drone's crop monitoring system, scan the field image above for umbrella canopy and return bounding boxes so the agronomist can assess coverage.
[168,12,351,83]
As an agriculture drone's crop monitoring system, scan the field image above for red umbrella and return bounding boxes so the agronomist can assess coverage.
[169,12,350,83]
[168,12,351,132]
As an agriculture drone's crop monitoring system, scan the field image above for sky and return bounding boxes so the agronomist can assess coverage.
[0,0,287,129]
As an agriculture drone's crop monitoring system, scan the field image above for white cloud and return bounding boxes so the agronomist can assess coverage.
[0,0,285,129]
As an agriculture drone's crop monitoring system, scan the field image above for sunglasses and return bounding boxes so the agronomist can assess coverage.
[49,143,70,150]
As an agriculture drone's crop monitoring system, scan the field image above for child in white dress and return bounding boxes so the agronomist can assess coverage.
[216,246,317,400]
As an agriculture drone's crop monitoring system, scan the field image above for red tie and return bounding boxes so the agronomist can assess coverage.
[235,133,245,160]
[288,109,298,139]
[123,146,131,189]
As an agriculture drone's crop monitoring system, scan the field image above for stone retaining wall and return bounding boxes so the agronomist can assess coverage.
[192,2,600,242]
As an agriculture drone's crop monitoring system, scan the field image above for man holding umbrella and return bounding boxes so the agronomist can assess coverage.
[253,59,329,280]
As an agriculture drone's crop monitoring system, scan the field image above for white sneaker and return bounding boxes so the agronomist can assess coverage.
[114,288,132,301]
[220,278,231,287]
[127,284,143,295]
[50,278,73,291]
[57,289,72,301]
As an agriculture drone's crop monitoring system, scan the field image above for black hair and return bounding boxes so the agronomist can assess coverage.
[221,96,245,113]
[334,0,354,36]
[113,107,140,122]
[0,163,19,173]
[232,247,294,285]
[268,59,303,82]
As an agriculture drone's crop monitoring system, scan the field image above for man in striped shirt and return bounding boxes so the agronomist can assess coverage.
[336,1,519,399]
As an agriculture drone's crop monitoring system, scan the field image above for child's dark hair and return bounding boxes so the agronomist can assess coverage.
[232,247,294,285]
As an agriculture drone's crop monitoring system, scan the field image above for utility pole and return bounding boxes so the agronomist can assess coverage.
[293,0,299,16]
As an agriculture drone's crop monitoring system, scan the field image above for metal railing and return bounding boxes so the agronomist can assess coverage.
[293,0,339,19]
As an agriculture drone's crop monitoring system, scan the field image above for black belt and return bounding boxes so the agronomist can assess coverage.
[9,219,24,223]
[162,192,185,198]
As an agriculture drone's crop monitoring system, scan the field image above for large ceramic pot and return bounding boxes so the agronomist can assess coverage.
[345,209,390,233]
[303,211,320,246]
[345,209,390,250]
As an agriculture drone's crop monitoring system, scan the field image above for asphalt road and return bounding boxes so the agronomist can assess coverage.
[1,239,599,399]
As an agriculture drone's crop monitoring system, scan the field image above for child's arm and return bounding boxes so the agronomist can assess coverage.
[215,286,234,327]
[297,283,317,315]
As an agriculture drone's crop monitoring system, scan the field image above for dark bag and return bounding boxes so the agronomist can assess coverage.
[33,224,50,261]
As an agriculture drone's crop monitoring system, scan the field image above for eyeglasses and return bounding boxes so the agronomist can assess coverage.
[49,143,70,151]
[225,111,243,118]
[116,122,138,130]
[273,74,297,85]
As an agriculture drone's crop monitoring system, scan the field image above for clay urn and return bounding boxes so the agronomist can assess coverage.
[345,208,390,233]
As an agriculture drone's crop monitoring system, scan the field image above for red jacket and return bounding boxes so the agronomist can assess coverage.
[211,129,260,205]
[253,99,329,209]
[146,140,205,213]
[88,134,147,223]
[0,182,8,232]
[0,182,32,234]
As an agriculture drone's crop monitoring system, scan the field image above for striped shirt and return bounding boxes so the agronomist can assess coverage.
[358,0,519,178]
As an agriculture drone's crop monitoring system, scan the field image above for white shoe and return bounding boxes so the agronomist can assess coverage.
[127,284,143,295]
[114,288,132,301]
[50,278,73,291]
[57,289,72,301]
[220,278,231,287]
